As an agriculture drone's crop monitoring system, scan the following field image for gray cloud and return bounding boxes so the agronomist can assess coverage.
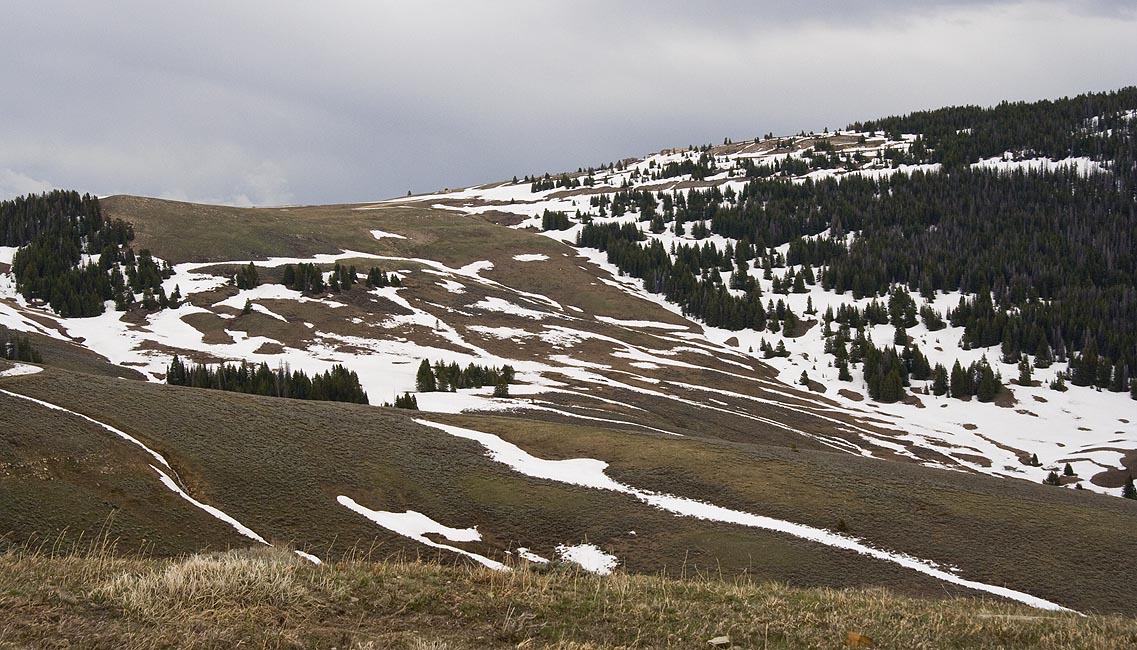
[1,1,1134,205]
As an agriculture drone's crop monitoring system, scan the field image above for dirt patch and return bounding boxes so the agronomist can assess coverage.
[837,389,863,402]
[723,336,739,347]
[954,453,993,468]
[180,312,234,345]
[994,388,1017,408]
[254,342,286,355]
[1014,409,1039,417]
[784,319,818,339]
[903,394,925,408]
[961,423,978,431]
[1033,395,1048,403]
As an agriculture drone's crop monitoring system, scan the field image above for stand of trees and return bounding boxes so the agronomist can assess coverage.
[415,359,516,393]
[4,191,141,317]
[166,355,368,404]
[567,90,1137,390]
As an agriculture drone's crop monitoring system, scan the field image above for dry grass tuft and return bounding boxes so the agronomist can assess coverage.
[95,547,339,621]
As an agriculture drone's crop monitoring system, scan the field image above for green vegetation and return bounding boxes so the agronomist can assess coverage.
[166,355,369,404]
[566,89,1137,394]
[415,358,516,393]
[4,190,139,317]
[389,392,419,409]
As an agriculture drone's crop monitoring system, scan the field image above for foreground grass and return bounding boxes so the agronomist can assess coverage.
[3,547,1136,649]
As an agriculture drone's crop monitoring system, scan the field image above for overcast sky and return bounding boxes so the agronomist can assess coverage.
[1,1,1134,206]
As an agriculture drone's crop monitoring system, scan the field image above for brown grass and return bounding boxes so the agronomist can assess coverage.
[3,545,1137,649]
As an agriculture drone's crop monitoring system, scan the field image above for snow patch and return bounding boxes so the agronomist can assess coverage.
[337,495,506,570]
[556,543,618,575]
[0,363,43,378]
[370,229,407,240]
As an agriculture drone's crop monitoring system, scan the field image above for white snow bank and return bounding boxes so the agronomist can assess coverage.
[0,363,43,378]
[436,279,466,294]
[294,550,322,564]
[371,229,407,240]
[413,419,1074,612]
[556,543,618,575]
[513,254,549,262]
[470,297,549,320]
[337,495,506,570]
[515,547,550,564]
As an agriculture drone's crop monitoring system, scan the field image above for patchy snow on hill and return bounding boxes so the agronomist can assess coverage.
[415,418,1073,611]
[408,132,1136,495]
[337,495,506,570]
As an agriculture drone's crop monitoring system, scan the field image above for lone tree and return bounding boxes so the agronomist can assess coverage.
[1063,463,1075,477]
[1123,475,1137,500]
[415,359,437,392]
[493,377,510,398]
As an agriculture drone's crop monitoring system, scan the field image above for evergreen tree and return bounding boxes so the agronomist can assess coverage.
[949,361,971,399]
[976,361,1000,402]
[837,358,852,382]
[1017,359,1033,386]
[1123,475,1137,500]
[415,359,437,392]
[393,392,419,409]
[931,364,949,396]
[877,367,904,403]
[493,378,510,398]
[1063,462,1075,477]
[1043,471,1062,486]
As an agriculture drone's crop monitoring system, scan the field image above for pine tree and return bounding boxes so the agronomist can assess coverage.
[1043,471,1061,486]
[1017,359,1033,386]
[493,378,510,398]
[931,364,949,396]
[1063,462,1075,477]
[949,361,970,399]
[837,358,852,382]
[976,362,1000,402]
[877,367,904,403]
[1122,475,1137,500]
[415,359,437,392]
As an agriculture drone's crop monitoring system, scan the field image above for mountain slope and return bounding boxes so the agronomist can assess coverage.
[2,87,1137,618]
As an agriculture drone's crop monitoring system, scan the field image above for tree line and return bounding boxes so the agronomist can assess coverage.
[166,355,369,404]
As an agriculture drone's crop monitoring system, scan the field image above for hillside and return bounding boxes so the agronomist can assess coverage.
[2,87,1137,628]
